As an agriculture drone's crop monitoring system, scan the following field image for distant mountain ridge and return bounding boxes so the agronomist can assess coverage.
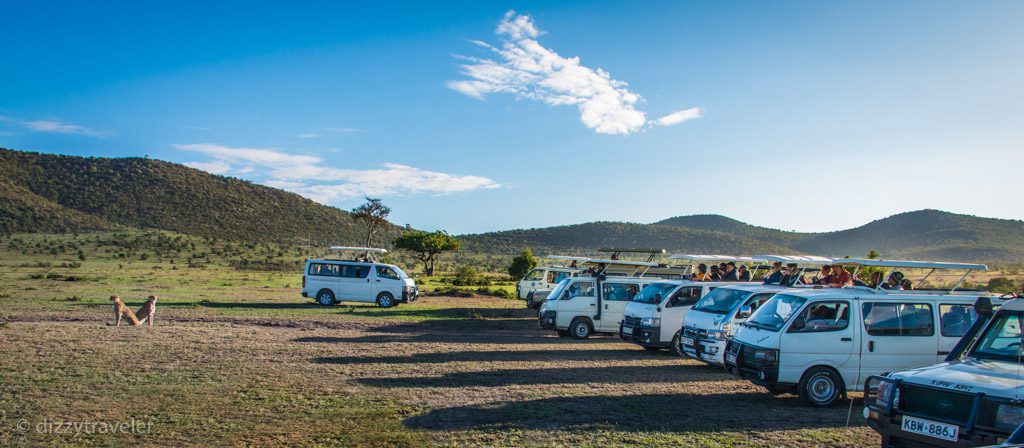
[463,210,1024,263]
[0,147,403,245]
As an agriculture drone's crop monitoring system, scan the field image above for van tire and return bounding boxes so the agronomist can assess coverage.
[670,331,684,357]
[798,366,845,407]
[569,318,593,339]
[316,290,336,306]
[376,293,396,308]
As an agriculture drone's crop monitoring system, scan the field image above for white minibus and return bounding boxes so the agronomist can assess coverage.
[301,247,417,308]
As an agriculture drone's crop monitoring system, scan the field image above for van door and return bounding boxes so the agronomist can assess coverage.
[780,301,856,388]
[338,263,375,302]
[597,282,641,332]
[555,280,597,328]
[859,302,939,381]
[520,268,546,299]
[374,265,404,300]
[660,286,703,342]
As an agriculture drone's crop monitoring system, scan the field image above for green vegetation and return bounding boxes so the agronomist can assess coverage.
[351,196,392,247]
[393,230,461,276]
[507,247,537,279]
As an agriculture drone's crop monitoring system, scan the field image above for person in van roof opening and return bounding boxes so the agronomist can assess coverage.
[709,265,723,280]
[722,262,739,281]
[900,278,913,290]
[737,264,751,281]
[882,271,905,290]
[813,265,833,285]
[763,262,784,285]
[779,263,805,286]
[826,265,853,288]
[692,264,709,281]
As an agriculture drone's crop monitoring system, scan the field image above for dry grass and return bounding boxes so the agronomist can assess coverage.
[0,295,877,447]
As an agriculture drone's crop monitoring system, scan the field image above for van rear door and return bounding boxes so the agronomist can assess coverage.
[598,281,640,332]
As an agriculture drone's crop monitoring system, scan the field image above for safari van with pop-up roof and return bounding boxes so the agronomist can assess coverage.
[863,294,1024,447]
[726,258,996,407]
[537,259,660,339]
[302,247,417,308]
[679,255,833,365]
[619,255,762,354]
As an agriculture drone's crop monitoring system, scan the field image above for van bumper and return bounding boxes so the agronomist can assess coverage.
[539,311,557,330]
[682,336,727,366]
[402,287,418,303]
[725,341,789,392]
[620,323,668,348]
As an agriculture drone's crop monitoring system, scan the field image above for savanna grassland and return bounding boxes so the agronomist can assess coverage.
[0,231,1007,447]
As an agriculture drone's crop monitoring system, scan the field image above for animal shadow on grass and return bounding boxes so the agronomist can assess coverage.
[356,364,726,388]
[404,392,862,433]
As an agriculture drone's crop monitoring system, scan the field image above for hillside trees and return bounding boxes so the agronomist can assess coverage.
[508,247,537,279]
[352,197,391,247]
[393,230,460,276]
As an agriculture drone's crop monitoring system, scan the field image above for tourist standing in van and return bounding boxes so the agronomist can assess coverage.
[722,262,739,281]
[827,266,853,287]
[814,265,833,285]
[763,262,784,285]
[737,265,751,281]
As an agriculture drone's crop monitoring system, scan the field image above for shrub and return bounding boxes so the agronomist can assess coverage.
[987,277,1019,293]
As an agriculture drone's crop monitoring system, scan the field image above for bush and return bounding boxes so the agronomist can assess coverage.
[452,265,491,286]
[508,248,538,279]
[987,277,1019,293]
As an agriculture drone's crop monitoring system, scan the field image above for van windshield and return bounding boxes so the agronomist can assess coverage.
[972,311,1024,363]
[546,278,572,302]
[633,283,678,305]
[745,294,807,331]
[693,288,751,315]
[391,265,410,279]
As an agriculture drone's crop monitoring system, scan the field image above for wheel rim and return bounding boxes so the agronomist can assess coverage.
[808,374,835,403]
[381,296,392,307]
[672,334,681,355]
[574,323,588,337]
[319,293,331,305]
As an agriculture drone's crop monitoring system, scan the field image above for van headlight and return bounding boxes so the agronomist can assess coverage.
[752,348,778,363]
[996,404,1024,430]
[875,381,895,407]
[640,317,661,327]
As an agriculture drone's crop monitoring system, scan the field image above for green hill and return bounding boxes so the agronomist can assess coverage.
[0,147,402,245]
[464,211,1024,263]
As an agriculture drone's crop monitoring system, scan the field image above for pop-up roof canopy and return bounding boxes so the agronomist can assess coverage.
[545,255,591,263]
[598,248,666,263]
[832,258,988,271]
[755,255,834,265]
[831,258,987,292]
[328,246,387,262]
[668,254,766,263]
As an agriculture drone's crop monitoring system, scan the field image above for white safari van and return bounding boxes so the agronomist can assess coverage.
[619,255,761,354]
[680,284,790,364]
[680,255,833,365]
[864,295,1023,447]
[518,256,587,307]
[537,259,658,339]
[519,249,680,309]
[301,247,417,308]
[726,258,993,407]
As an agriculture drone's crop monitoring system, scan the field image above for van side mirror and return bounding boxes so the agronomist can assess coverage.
[737,306,752,319]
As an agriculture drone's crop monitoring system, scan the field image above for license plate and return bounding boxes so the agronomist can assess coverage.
[725,352,737,365]
[621,326,633,335]
[901,416,959,442]
[681,337,695,347]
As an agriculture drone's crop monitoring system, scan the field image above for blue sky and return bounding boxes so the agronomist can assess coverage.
[2,1,1022,234]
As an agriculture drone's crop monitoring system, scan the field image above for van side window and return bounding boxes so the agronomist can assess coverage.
[788,301,850,333]
[524,269,544,281]
[341,265,371,279]
[667,287,702,308]
[745,293,774,313]
[308,263,339,277]
[563,282,595,299]
[547,271,569,283]
[862,303,934,336]
[602,283,638,301]
[939,304,978,337]
[376,266,400,280]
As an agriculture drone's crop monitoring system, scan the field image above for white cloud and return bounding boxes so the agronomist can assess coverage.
[0,116,110,137]
[449,11,700,135]
[652,107,703,127]
[325,127,363,133]
[175,143,501,203]
[296,133,319,139]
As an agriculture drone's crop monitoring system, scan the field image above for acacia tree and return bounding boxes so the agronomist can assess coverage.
[352,197,391,247]
[393,230,460,276]
[508,247,537,279]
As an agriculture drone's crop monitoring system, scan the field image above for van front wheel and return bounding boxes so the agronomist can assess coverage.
[317,290,336,306]
[376,293,396,308]
[670,331,684,357]
[798,366,845,407]
[569,318,593,339]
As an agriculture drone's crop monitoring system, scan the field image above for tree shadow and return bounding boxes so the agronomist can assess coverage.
[356,364,725,388]
[404,392,866,433]
[314,348,673,365]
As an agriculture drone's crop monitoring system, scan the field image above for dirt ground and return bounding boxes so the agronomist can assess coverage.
[0,295,879,447]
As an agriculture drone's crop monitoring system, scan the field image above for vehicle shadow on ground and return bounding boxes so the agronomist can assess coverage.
[404,392,865,433]
[291,318,634,345]
[356,364,726,388]
[338,307,535,320]
[154,301,326,310]
[314,348,673,365]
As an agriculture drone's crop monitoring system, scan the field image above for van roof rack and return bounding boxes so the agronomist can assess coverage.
[832,258,987,292]
[668,254,766,263]
[598,248,666,263]
[328,246,387,263]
